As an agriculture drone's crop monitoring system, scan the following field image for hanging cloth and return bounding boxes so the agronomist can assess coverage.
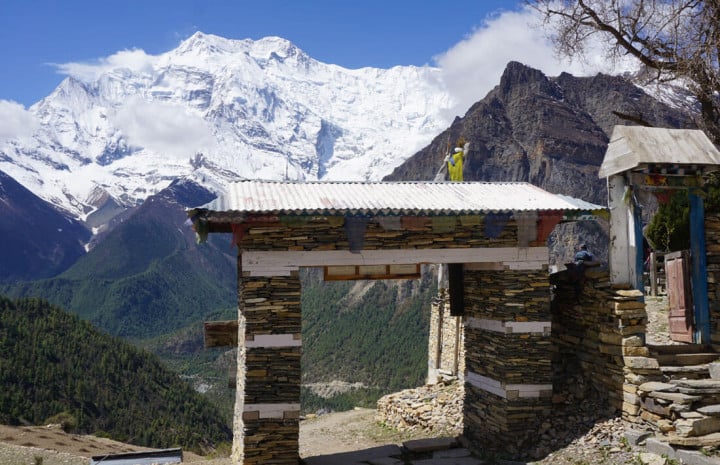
[431,216,456,233]
[484,212,512,238]
[345,217,369,253]
[377,216,402,230]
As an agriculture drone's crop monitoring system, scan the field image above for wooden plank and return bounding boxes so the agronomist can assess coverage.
[243,247,548,271]
[666,250,694,343]
[204,320,238,348]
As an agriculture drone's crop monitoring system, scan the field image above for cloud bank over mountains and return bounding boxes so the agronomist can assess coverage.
[436,6,639,115]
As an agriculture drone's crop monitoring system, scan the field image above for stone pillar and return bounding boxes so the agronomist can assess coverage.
[461,268,552,457]
[232,273,302,465]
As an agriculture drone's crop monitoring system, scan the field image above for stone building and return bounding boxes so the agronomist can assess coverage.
[189,180,604,464]
[591,127,720,441]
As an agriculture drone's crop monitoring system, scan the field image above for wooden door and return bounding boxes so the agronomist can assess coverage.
[665,250,694,343]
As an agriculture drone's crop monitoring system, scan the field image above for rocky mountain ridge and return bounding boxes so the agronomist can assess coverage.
[0,169,90,282]
[386,61,695,204]
[385,61,697,263]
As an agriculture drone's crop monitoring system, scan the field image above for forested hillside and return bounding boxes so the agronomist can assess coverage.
[0,296,231,452]
[148,268,437,416]
[300,269,436,413]
[1,179,237,340]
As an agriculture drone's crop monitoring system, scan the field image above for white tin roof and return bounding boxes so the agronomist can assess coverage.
[598,126,720,178]
[196,180,605,217]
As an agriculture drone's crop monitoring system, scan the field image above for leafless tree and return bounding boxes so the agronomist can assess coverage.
[527,0,720,144]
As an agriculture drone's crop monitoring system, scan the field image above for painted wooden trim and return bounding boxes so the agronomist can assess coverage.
[466,371,552,399]
[242,403,301,420]
[242,247,548,276]
[324,263,421,280]
[690,193,710,343]
[245,333,302,348]
[607,175,633,285]
[465,317,551,335]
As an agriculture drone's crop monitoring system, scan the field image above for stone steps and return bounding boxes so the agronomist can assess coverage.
[656,353,720,366]
[648,344,720,381]
[661,364,713,380]
[636,361,720,449]
[648,343,712,355]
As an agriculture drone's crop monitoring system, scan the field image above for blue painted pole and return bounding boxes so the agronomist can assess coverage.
[690,193,710,343]
[632,198,645,292]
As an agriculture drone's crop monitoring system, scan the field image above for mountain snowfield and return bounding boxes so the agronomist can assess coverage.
[0,32,455,225]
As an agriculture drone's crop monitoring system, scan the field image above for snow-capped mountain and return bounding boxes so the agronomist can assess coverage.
[0,32,454,227]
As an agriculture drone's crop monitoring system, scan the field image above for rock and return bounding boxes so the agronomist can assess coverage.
[376,382,463,435]
[675,417,720,437]
[638,382,678,393]
[624,357,660,371]
[638,452,667,465]
[403,437,457,453]
[665,431,720,447]
[657,419,675,433]
[615,289,645,298]
[645,391,701,404]
[698,405,720,417]
[709,362,720,380]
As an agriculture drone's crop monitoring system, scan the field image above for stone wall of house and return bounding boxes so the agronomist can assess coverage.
[550,268,648,424]
[705,212,720,348]
[427,290,465,384]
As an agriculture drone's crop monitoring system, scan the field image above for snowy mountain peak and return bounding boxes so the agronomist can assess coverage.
[169,32,313,73]
[175,31,248,57]
[247,36,308,62]
[0,33,455,231]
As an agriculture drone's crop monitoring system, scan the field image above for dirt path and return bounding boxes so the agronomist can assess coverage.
[0,410,435,465]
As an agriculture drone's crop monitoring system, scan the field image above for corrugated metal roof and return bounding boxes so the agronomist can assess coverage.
[195,180,605,217]
[598,126,720,178]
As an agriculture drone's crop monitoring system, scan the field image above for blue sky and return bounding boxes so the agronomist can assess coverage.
[0,0,530,107]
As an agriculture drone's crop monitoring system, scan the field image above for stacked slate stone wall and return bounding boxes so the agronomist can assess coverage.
[236,214,519,251]
[462,268,553,456]
[427,291,465,384]
[550,268,648,424]
[706,212,720,348]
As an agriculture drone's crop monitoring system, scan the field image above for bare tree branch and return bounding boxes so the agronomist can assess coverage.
[527,0,720,144]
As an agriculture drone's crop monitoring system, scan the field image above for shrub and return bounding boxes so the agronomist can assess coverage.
[44,411,78,433]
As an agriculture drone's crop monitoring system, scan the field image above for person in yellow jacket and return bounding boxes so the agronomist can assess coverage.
[445,138,469,181]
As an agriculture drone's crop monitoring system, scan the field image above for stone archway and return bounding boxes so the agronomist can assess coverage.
[188,180,604,464]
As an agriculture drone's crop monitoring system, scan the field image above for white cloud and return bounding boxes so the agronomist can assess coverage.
[436,6,639,116]
[112,96,216,159]
[54,49,157,81]
[0,100,39,144]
